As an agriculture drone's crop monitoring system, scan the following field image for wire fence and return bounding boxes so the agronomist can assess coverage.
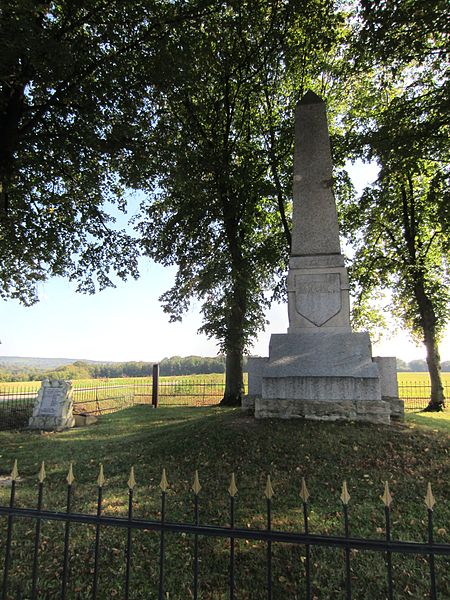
[0,386,38,431]
[158,380,224,406]
[399,381,450,411]
[0,377,448,431]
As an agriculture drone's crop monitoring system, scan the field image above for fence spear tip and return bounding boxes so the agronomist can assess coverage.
[341,480,351,505]
[128,466,136,490]
[381,481,393,507]
[192,470,201,495]
[160,468,169,492]
[38,461,46,483]
[228,472,238,497]
[265,474,274,500]
[300,477,310,503]
[97,463,105,488]
[425,482,436,511]
[67,462,75,486]
[11,459,19,481]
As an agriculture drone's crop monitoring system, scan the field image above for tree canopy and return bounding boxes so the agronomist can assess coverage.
[134,0,346,403]
[0,0,208,304]
[337,0,450,409]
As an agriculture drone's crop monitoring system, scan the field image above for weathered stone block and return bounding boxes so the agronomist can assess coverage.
[74,414,98,427]
[241,395,257,411]
[255,397,390,424]
[247,357,269,396]
[29,380,75,431]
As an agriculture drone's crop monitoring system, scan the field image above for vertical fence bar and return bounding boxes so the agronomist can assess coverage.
[300,478,311,600]
[61,464,74,600]
[425,483,437,600]
[31,463,46,600]
[1,460,18,600]
[265,476,274,600]
[159,469,168,600]
[385,505,394,599]
[192,471,201,600]
[341,481,352,600]
[92,465,105,600]
[152,364,159,408]
[381,482,394,600]
[228,473,237,600]
[125,468,135,600]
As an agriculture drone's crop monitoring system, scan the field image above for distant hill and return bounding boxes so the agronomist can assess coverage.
[0,356,103,369]
[0,356,448,383]
[0,355,226,381]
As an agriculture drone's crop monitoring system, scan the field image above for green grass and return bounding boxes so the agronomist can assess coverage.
[0,406,449,599]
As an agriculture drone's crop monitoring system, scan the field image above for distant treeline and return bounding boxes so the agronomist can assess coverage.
[396,359,450,372]
[0,356,230,381]
[0,356,448,382]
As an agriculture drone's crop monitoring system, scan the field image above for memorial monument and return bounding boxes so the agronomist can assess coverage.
[244,91,403,424]
[29,380,75,431]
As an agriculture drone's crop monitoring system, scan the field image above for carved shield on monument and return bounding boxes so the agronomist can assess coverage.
[295,273,341,326]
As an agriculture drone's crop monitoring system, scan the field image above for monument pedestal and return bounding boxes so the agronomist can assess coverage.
[253,332,390,424]
[246,334,402,424]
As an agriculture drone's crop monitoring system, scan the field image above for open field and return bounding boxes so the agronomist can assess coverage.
[1,371,450,396]
[0,373,226,392]
[0,406,449,599]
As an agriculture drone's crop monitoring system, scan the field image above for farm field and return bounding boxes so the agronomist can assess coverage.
[1,371,450,389]
[0,372,226,391]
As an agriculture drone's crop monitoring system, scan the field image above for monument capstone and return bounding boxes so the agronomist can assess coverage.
[29,379,75,431]
[244,91,404,424]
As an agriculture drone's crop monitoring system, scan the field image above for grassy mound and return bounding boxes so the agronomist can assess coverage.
[0,407,449,599]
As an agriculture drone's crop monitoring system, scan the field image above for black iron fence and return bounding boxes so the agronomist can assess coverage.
[0,462,449,599]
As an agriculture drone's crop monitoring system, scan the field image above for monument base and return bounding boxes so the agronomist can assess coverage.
[245,332,403,424]
[255,397,390,424]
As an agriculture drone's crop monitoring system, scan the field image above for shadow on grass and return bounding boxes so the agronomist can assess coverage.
[406,409,450,434]
[0,406,239,479]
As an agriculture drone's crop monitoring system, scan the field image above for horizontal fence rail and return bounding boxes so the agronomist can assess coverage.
[0,463,449,600]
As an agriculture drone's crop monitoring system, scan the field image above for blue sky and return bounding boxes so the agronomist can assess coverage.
[1,161,449,363]
[1,263,448,362]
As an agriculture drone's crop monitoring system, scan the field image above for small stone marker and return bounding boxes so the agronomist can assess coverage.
[29,380,75,431]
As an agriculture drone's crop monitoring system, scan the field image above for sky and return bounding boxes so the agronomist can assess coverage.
[1,161,449,364]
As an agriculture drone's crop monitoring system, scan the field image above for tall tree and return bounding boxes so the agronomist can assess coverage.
[337,0,449,410]
[135,0,344,404]
[0,0,209,304]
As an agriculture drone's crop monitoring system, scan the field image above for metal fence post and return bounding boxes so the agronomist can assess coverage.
[152,364,159,408]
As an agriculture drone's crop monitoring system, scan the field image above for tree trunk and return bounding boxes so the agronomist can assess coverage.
[414,279,446,411]
[399,179,446,411]
[221,341,244,406]
[220,280,246,406]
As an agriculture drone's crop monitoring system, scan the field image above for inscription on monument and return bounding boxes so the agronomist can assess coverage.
[39,387,63,416]
[295,273,341,326]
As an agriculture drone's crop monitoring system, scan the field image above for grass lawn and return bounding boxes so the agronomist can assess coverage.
[0,407,449,599]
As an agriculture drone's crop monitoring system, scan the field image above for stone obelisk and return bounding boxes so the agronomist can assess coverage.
[244,91,403,424]
[288,91,351,333]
